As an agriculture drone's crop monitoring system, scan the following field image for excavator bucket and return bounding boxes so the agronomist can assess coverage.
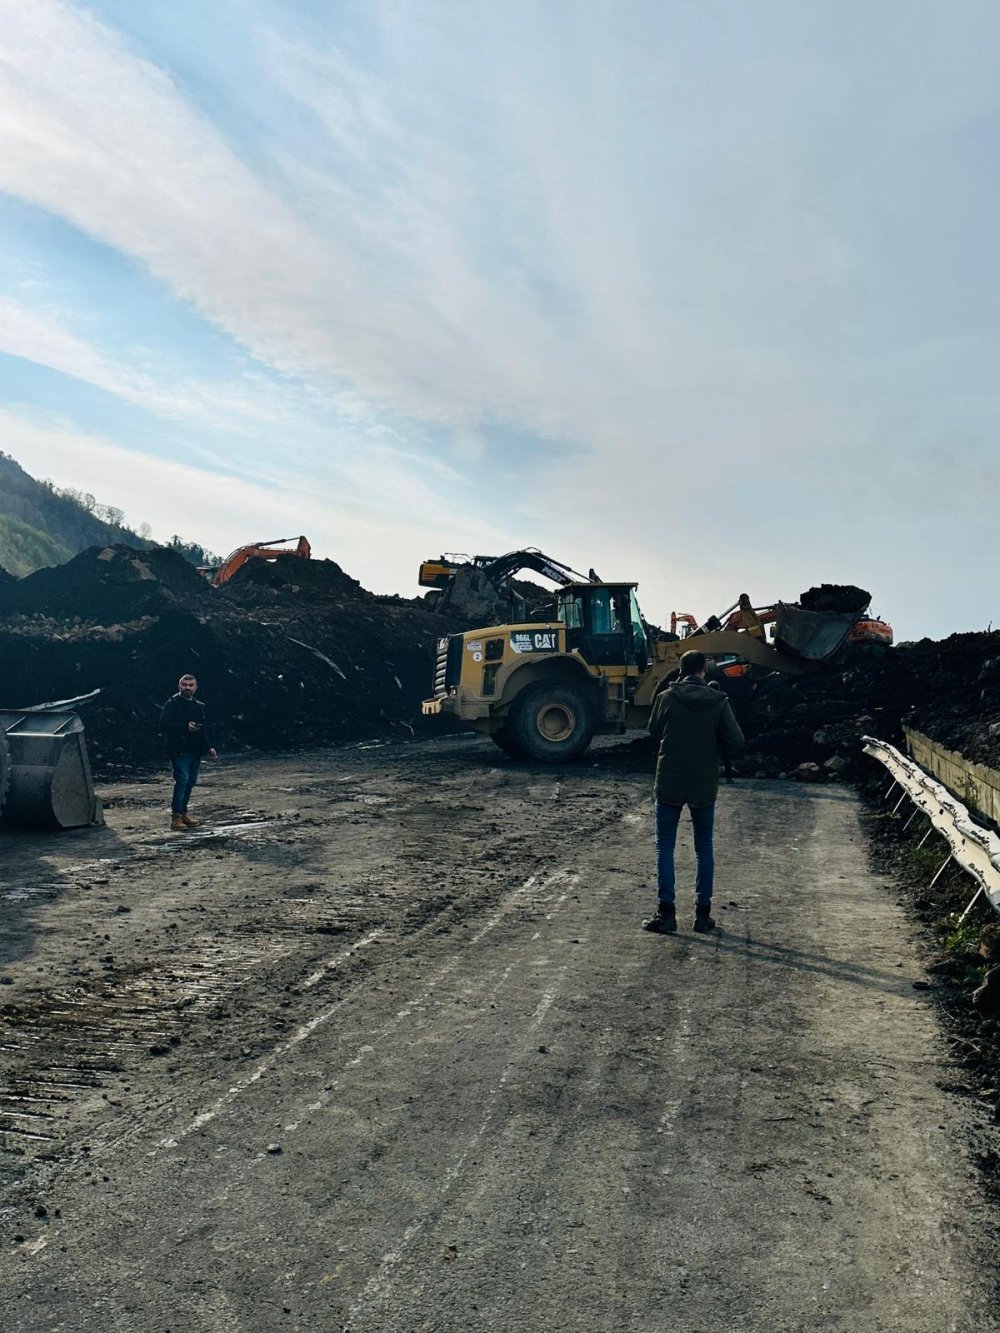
[0,710,103,831]
[771,603,859,663]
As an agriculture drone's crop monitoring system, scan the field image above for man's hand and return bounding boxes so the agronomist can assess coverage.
[187,720,198,732]
[207,748,218,759]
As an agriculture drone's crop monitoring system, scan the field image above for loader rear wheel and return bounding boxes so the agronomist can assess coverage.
[510,682,594,762]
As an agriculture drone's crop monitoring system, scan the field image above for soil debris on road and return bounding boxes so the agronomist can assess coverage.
[1,738,999,1330]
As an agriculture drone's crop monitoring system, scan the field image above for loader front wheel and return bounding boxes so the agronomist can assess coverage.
[510,683,594,762]
[490,727,524,757]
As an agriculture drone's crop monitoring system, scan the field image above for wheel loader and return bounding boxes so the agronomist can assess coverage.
[422,581,863,762]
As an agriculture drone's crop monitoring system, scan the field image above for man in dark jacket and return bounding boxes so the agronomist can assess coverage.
[160,674,216,831]
[644,650,744,934]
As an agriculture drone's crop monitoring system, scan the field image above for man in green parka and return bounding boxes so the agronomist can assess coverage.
[643,650,745,935]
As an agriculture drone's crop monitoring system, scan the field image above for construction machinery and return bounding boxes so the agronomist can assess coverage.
[671,595,894,649]
[422,581,869,762]
[0,705,102,829]
[846,615,894,646]
[419,548,596,621]
[202,535,311,587]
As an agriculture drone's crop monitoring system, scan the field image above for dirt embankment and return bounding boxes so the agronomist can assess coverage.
[728,630,1000,779]
[0,545,470,770]
[1,554,999,785]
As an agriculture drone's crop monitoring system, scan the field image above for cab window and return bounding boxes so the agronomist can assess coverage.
[558,594,584,629]
[629,589,650,667]
[589,588,614,634]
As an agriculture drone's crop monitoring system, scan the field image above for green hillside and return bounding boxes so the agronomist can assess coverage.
[0,452,214,577]
[0,512,75,574]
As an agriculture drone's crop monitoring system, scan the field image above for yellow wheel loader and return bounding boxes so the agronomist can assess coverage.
[422,581,860,762]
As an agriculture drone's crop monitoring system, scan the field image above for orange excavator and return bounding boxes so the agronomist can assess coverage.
[203,536,311,587]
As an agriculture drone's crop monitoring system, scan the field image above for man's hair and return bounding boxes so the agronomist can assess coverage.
[679,650,706,678]
[178,674,197,685]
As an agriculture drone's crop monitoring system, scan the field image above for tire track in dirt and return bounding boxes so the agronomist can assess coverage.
[165,869,578,1148]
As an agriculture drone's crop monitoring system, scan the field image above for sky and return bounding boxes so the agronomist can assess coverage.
[0,0,997,641]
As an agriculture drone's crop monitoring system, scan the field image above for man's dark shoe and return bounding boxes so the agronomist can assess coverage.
[643,906,677,934]
[693,905,715,933]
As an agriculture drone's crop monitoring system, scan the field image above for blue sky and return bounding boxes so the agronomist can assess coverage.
[0,0,997,639]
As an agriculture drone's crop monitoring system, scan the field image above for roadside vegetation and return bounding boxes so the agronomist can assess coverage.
[859,765,1000,1201]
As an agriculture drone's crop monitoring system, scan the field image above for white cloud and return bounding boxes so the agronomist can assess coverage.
[0,0,672,448]
[0,294,308,433]
[0,1,997,640]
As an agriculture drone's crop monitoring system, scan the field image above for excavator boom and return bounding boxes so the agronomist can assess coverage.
[419,547,596,620]
[210,535,311,587]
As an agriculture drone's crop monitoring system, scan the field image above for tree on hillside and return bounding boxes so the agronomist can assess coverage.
[0,451,217,574]
[169,535,220,567]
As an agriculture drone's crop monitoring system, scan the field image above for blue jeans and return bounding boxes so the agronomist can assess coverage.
[655,801,715,909]
[171,752,202,815]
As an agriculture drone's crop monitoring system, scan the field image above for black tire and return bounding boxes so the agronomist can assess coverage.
[510,682,595,762]
[490,727,524,756]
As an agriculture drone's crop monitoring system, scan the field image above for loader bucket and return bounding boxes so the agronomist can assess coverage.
[0,710,102,830]
[772,603,859,663]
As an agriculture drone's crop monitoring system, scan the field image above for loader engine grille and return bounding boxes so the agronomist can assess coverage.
[432,635,464,696]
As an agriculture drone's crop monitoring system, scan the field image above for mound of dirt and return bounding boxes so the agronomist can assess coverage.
[0,544,469,770]
[220,554,371,606]
[729,630,1000,779]
[3,545,211,621]
[3,545,998,786]
[798,583,872,614]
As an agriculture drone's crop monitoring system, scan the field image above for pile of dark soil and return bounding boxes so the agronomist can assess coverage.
[221,552,370,607]
[1,545,211,620]
[0,544,468,771]
[798,583,871,614]
[729,630,1000,779]
[3,552,998,785]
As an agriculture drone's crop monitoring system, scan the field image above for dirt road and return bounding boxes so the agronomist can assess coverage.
[2,737,998,1331]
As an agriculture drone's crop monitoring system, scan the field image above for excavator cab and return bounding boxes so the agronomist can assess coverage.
[557,583,650,671]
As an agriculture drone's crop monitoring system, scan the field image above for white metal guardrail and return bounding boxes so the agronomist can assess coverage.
[862,735,1000,922]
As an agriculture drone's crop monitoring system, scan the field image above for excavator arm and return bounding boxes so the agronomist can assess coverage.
[211,535,311,587]
[480,548,595,587]
[419,547,597,618]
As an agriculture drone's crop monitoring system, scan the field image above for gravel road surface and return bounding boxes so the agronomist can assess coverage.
[1,736,998,1331]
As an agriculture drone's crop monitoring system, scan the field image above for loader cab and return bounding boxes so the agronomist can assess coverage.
[556,582,650,670]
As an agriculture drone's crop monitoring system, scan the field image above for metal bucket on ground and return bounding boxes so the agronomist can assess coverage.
[0,710,103,830]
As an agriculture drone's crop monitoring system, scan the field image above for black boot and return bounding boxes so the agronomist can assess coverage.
[693,904,715,933]
[643,903,677,934]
